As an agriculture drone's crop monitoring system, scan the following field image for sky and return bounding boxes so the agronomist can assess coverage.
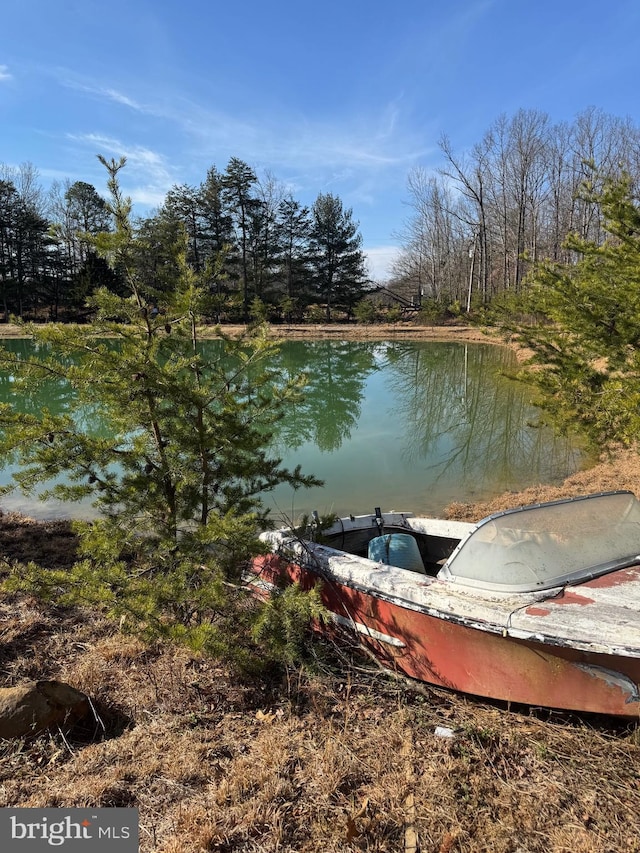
[2,0,640,282]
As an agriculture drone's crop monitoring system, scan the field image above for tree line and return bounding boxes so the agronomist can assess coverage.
[0,157,368,323]
[5,106,640,326]
[393,107,640,312]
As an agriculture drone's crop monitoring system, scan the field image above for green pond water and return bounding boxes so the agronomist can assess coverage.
[0,338,586,521]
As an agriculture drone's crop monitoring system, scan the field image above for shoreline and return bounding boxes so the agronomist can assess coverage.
[0,320,503,345]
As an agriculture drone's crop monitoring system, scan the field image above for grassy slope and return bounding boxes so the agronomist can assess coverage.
[1,324,639,852]
[1,583,639,853]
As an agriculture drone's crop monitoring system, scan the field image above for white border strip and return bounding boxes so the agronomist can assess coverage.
[332,613,406,647]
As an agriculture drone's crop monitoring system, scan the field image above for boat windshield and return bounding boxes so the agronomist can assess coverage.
[439,491,640,592]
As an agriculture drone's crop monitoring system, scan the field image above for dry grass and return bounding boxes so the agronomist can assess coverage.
[0,321,500,344]
[0,530,639,851]
[445,446,640,522]
[1,585,639,853]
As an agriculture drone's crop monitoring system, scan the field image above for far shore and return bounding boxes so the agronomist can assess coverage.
[0,320,503,345]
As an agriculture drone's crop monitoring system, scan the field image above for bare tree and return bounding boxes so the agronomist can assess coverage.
[439,134,492,302]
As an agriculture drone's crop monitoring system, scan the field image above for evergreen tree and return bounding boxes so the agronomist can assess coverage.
[0,155,323,661]
[505,173,640,448]
[48,179,113,315]
[0,177,53,319]
[276,197,313,320]
[163,172,235,319]
[247,172,283,311]
[198,165,235,313]
[222,158,259,320]
[163,183,205,272]
[308,193,367,320]
[65,181,110,237]
[199,166,234,258]
[132,208,187,301]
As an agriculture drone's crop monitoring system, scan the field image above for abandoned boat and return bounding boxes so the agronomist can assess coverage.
[251,490,640,718]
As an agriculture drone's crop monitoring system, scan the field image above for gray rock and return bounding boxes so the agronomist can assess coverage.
[0,680,90,739]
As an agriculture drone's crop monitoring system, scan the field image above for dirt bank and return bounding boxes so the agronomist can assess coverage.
[0,320,501,344]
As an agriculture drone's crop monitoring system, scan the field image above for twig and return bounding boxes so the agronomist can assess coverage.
[87,694,106,735]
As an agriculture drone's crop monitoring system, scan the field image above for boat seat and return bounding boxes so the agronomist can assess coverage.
[368,533,427,574]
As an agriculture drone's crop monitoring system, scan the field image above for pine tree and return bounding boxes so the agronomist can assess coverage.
[276,197,313,320]
[0,156,323,660]
[222,158,259,321]
[308,193,367,321]
[506,173,640,448]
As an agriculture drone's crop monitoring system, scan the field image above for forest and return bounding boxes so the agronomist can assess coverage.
[2,106,640,323]
[0,156,367,324]
[394,106,640,310]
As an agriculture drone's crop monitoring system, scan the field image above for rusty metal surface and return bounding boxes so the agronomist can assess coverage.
[252,512,640,717]
[253,552,640,717]
[253,495,640,716]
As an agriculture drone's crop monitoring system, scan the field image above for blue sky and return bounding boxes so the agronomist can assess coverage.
[2,0,640,281]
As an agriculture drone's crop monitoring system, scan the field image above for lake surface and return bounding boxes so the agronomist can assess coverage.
[0,338,586,521]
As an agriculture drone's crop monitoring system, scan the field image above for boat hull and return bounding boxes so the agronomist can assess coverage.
[254,553,640,718]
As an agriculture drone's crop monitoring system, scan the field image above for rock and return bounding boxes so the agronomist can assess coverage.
[0,680,90,739]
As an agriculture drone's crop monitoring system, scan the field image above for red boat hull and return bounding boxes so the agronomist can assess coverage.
[254,554,640,718]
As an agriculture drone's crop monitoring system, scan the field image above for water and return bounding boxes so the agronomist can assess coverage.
[266,340,585,521]
[0,338,585,521]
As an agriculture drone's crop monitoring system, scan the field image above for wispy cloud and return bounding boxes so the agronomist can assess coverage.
[0,65,12,82]
[59,74,150,114]
[101,87,144,110]
[66,132,176,206]
[59,70,430,183]
[176,103,434,210]
[55,70,435,228]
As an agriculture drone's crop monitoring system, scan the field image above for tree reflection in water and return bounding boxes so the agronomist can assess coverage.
[268,340,585,519]
[0,338,585,520]
[382,342,584,492]
[274,340,377,452]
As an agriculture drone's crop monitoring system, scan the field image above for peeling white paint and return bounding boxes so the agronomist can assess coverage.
[575,664,640,704]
